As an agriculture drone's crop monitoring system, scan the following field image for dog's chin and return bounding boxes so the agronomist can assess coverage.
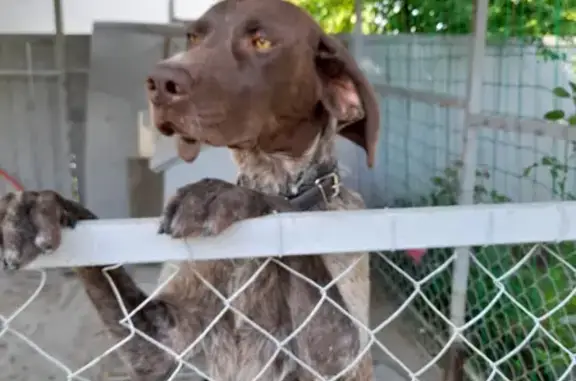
[177,137,202,163]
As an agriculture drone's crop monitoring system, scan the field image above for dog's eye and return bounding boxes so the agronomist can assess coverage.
[187,33,203,46]
[251,35,273,51]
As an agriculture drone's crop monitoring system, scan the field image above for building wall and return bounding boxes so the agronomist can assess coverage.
[0,35,90,197]
[0,0,216,34]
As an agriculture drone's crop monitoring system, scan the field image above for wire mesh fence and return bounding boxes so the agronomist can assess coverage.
[1,233,575,380]
[357,0,576,379]
[376,242,576,381]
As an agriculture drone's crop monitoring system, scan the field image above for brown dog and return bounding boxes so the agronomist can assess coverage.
[0,0,380,380]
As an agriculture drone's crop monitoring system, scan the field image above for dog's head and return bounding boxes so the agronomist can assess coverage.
[147,0,379,166]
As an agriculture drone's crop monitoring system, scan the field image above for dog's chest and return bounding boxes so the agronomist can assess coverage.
[203,259,296,381]
[225,259,289,330]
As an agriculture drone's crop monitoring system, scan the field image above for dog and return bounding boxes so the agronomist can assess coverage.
[0,0,380,379]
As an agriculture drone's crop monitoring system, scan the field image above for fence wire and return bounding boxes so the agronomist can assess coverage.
[359,1,576,378]
[1,239,575,380]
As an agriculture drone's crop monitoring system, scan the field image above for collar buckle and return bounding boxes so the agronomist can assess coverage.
[314,172,341,204]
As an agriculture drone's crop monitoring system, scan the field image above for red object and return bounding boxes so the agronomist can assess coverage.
[0,168,24,191]
[406,249,427,264]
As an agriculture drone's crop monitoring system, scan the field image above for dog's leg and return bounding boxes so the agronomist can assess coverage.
[75,267,179,380]
[285,256,372,381]
[321,253,371,345]
[0,192,179,380]
[320,253,373,381]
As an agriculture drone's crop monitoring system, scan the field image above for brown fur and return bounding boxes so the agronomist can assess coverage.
[0,0,380,380]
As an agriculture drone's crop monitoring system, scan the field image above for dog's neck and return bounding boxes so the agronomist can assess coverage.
[232,118,338,197]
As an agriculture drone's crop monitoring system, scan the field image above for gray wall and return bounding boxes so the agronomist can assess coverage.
[83,23,186,218]
[0,35,90,198]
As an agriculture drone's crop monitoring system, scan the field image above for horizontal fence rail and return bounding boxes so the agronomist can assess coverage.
[26,201,576,269]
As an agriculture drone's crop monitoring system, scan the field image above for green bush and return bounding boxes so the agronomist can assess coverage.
[377,160,576,381]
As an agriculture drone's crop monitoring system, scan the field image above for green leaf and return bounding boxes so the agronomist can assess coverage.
[523,163,537,177]
[542,156,555,166]
[474,184,487,194]
[432,176,444,186]
[553,87,571,98]
[544,110,566,121]
[568,114,576,126]
[569,81,576,94]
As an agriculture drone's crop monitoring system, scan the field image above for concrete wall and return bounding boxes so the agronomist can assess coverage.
[82,25,169,217]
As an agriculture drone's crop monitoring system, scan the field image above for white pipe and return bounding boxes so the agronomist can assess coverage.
[52,0,74,199]
[352,0,363,58]
[0,69,88,77]
[447,1,490,380]
[23,200,576,269]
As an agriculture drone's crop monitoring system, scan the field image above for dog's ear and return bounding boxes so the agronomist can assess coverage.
[315,34,380,167]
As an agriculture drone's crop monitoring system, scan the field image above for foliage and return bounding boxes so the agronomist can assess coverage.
[522,80,576,201]
[465,242,576,381]
[523,155,576,200]
[542,82,576,127]
[290,0,576,40]
[381,163,575,381]
[424,160,511,206]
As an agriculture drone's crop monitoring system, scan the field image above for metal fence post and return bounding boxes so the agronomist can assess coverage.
[351,0,365,197]
[53,0,74,199]
[445,0,489,380]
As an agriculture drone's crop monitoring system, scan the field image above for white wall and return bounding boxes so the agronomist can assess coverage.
[0,0,216,34]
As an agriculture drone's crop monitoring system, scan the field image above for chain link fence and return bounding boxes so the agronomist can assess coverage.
[1,223,575,380]
[365,0,576,378]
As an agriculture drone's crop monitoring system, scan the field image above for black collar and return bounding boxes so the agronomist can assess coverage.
[286,169,341,211]
[236,166,342,211]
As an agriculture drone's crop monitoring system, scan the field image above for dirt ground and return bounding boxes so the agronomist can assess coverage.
[0,265,443,381]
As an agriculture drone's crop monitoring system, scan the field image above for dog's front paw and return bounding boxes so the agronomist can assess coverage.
[158,178,292,238]
[0,191,96,271]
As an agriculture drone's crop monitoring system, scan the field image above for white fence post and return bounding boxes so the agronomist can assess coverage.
[52,0,74,199]
[352,0,364,196]
[446,0,489,380]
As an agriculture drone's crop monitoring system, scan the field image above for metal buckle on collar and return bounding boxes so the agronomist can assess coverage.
[314,172,341,203]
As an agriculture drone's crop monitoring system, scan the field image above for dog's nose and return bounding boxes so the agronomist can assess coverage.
[146,63,192,104]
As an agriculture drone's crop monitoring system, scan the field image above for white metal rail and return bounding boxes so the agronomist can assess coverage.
[26,201,576,269]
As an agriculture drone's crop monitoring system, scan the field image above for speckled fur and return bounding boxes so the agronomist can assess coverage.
[153,117,373,381]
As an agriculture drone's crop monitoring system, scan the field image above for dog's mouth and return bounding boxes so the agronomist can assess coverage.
[156,119,255,162]
[177,135,202,163]
[155,121,202,163]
